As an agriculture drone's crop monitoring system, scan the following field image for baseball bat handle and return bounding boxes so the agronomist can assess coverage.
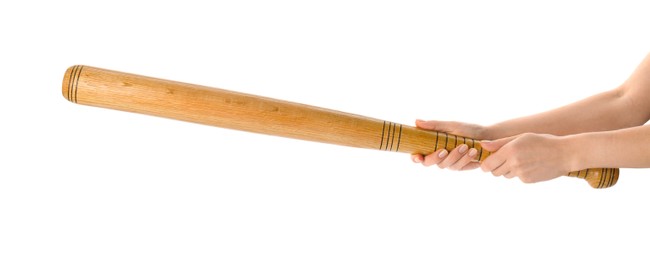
[62,65,619,188]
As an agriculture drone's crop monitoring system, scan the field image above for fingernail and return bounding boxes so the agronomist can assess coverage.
[468,148,477,157]
[412,156,422,163]
[458,144,468,154]
[438,149,448,158]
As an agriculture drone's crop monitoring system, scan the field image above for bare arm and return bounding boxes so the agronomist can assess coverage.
[478,123,650,184]
[569,125,650,169]
[476,53,650,183]
[484,53,650,139]
[415,52,650,173]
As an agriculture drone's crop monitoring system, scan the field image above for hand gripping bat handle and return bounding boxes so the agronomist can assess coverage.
[62,65,619,188]
[399,130,619,189]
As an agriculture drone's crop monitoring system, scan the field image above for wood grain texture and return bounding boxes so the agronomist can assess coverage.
[62,65,619,188]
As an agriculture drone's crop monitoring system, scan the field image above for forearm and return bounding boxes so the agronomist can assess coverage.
[567,124,650,170]
[483,53,650,140]
[484,89,637,139]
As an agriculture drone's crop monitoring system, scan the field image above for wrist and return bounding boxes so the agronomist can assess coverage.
[561,133,596,171]
[482,123,508,140]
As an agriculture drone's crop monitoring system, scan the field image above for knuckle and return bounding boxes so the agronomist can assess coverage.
[422,159,436,167]
[438,158,456,169]
[519,175,534,183]
[450,157,471,171]
[424,154,441,163]
[510,161,520,169]
[510,157,524,169]
[422,158,433,167]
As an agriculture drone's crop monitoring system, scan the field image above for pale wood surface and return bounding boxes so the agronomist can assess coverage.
[62,65,619,188]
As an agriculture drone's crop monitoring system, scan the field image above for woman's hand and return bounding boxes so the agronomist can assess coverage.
[411,119,488,171]
[480,133,571,183]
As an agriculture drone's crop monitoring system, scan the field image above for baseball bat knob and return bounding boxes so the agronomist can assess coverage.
[568,168,619,188]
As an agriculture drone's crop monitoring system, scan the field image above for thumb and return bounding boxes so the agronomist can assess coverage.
[415,119,457,133]
[480,136,517,152]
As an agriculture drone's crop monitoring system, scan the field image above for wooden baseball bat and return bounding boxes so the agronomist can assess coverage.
[61,65,619,188]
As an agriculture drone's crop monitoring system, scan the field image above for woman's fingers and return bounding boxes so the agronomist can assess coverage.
[438,144,468,169]
[422,149,449,166]
[411,119,488,171]
[460,162,481,171]
[413,145,480,172]
[449,148,478,171]
[481,150,508,174]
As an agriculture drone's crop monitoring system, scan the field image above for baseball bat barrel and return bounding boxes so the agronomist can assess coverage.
[62,65,619,188]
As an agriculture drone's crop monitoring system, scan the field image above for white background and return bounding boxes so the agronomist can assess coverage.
[2,1,650,259]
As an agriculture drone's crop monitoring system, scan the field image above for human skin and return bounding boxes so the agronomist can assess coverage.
[412,52,650,183]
